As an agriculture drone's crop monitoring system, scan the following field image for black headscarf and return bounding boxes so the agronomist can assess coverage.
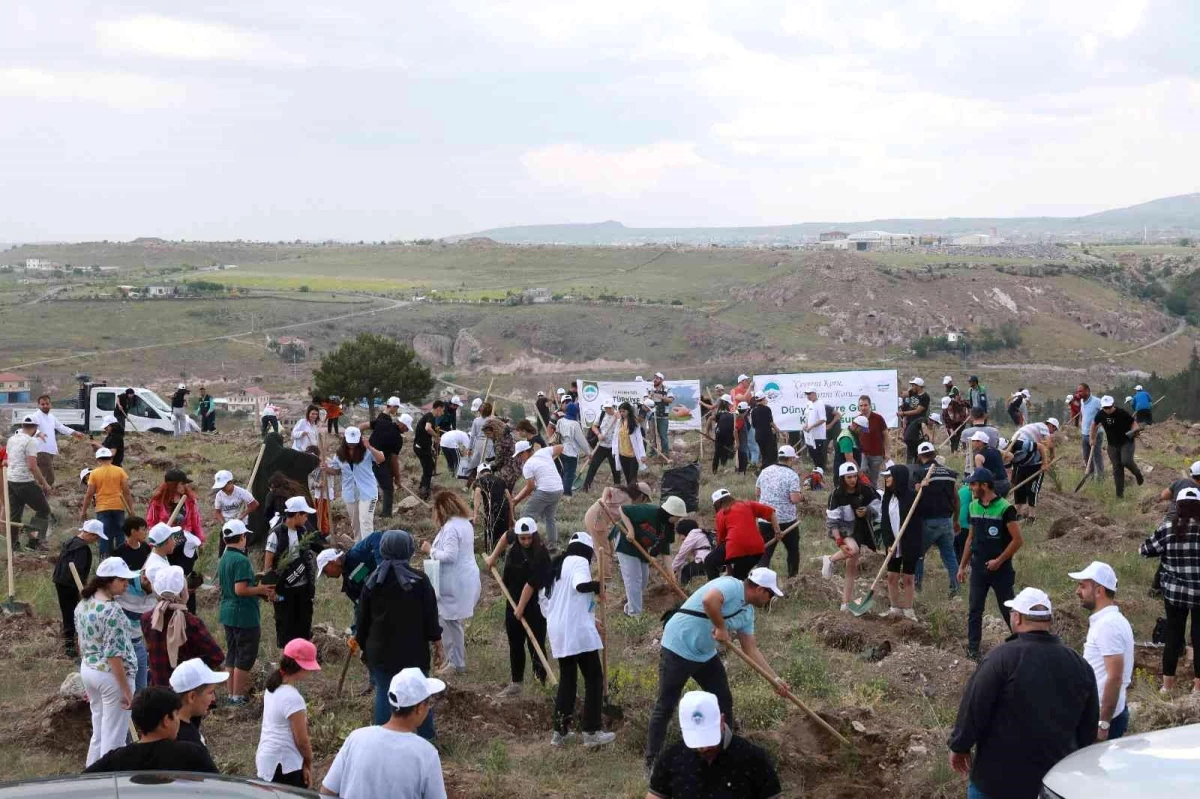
[881,464,916,546]
[547,537,594,599]
[364,530,422,592]
[249,433,319,540]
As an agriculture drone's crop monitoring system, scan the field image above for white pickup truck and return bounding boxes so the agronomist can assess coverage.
[8,384,175,434]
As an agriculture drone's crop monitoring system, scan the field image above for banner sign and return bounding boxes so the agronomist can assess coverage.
[752,370,899,431]
[576,379,702,430]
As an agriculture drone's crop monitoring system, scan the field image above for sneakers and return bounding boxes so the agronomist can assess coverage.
[583,731,616,748]
[839,603,850,612]
[879,607,900,618]
[901,608,918,621]
[225,696,249,707]
[821,555,834,579]
[497,683,522,698]
[966,649,980,662]
[550,731,577,747]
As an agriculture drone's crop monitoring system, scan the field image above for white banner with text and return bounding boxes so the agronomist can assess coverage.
[752,370,899,431]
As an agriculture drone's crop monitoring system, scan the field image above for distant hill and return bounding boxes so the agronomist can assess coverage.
[444,193,1200,245]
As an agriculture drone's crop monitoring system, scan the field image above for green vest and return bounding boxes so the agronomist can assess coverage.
[968,496,1013,566]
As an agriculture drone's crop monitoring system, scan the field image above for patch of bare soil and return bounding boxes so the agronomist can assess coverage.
[0,610,63,659]
[810,611,935,654]
[5,694,91,753]
[438,685,553,737]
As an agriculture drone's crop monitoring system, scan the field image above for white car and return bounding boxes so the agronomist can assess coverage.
[1041,722,1200,798]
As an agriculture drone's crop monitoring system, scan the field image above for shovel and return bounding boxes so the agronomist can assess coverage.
[848,475,930,617]
[1074,438,1100,493]
[1,469,30,616]
[591,541,623,720]
[488,566,558,686]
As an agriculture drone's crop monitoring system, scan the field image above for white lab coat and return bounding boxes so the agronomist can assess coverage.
[291,419,319,451]
[609,423,646,466]
[429,517,481,621]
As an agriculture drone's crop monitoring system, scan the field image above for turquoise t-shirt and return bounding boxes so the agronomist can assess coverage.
[661,576,756,663]
[958,485,971,530]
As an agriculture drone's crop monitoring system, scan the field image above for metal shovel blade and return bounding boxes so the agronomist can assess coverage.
[848,590,876,617]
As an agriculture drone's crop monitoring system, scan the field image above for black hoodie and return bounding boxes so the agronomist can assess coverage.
[880,464,919,550]
[53,536,92,588]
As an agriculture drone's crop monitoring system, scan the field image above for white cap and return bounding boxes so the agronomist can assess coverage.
[79,468,92,483]
[222,519,249,539]
[642,398,655,408]
[917,442,936,455]
[1190,460,1200,477]
[711,488,732,505]
[654,372,665,380]
[96,557,140,579]
[852,415,869,428]
[737,374,749,382]
[930,413,942,425]
[736,401,750,411]
[1100,395,1115,408]
[537,391,546,397]
[212,470,234,490]
[471,398,483,412]
[814,467,824,475]
[1022,389,1031,398]
[100,414,119,428]
[940,396,952,409]
[1134,385,1143,391]
[148,523,180,546]
[1125,396,1133,403]
[1065,395,1074,402]
[151,565,187,597]
[450,395,462,406]
[170,658,229,694]
[316,549,343,577]
[910,377,925,387]
[943,375,953,385]
[344,426,362,443]
[556,388,567,395]
[777,445,797,459]
[386,396,401,407]
[398,413,413,428]
[514,440,532,456]
[388,667,447,709]
[601,399,615,409]
[678,691,722,748]
[94,447,113,459]
[285,496,317,514]
[476,462,492,475]
[1046,417,1060,429]
[79,519,107,539]
[998,437,1008,449]
[1068,561,1118,592]
[720,393,733,404]
[569,531,594,549]
[838,462,858,477]
[177,383,186,390]
[748,566,785,597]
[514,517,538,535]
[20,414,36,425]
[1004,587,1053,618]
[1176,486,1200,503]
[970,431,991,443]
[182,532,202,559]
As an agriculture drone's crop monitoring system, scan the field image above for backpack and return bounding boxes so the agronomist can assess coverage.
[661,462,701,513]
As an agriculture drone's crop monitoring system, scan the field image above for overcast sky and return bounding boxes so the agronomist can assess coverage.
[3,1,1198,241]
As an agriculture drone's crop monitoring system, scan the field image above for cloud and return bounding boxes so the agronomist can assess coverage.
[96,15,305,65]
[0,67,183,107]
[521,141,706,196]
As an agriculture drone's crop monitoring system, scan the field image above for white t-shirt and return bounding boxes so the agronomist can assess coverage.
[32,409,73,455]
[265,527,301,555]
[1083,605,1134,718]
[214,485,255,521]
[143,551,172,591]
[522,447,564,493]
[756,465,800,523]
[439,430,470,451]
[322,725,446,799]
[805,401,828,442]
[255,684,307,780]
[1014,423,1050,444]
[545,555,602,659]
[3,432,37,483]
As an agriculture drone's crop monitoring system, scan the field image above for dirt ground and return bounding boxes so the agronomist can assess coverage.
[0,417,1198,796]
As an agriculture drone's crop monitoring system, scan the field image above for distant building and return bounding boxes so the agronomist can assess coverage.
[522,287,552,303]
[144,286,174,298]
[224,386,269,414]
[819,231,848,242]
[24,258,56,271]
[220,264,239,270]
[0,372,31,404]
[846,231,914,251]
[953,233,1003,246]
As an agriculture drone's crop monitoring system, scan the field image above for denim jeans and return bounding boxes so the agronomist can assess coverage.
[748,434,760,466]
[1108,706,1130,740]
[560,454,578,496]
[1082,432,1105,477]
[131,636,149,692]
[655,416,670,456]
[97,509,126,557]
[371,666,436,738]
[915,517,959,592]
[967,782,991,799]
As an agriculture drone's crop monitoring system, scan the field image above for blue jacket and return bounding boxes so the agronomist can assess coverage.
[1132,389,1152,412]
[342,531,383,603]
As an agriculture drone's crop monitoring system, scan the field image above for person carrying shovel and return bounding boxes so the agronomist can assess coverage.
[485,516,552,698]
[957,467,1024,661]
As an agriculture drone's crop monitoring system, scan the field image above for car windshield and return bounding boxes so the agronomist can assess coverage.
[137,390,172,414]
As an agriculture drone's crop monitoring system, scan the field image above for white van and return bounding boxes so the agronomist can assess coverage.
[9,384,174,434]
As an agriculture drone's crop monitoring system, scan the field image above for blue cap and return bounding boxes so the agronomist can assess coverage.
[966,468,995,485]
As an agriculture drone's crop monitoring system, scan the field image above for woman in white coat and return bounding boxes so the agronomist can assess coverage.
[421,489,481,675]
[610,402,646,489]
[290,406,321,452]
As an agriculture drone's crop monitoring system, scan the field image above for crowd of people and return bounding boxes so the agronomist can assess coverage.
[1,368,1195,799]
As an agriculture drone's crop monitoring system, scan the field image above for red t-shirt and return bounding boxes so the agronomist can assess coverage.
[858,412,888,457]
[715,500,775,559]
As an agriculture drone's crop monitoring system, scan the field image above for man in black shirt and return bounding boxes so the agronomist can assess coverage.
[948,588,1097,799]
[83,686,218,774]
[170,383,190,438]
[912,443,961,598]
[368,398,404,517]
[52,520,105,657]
[749,394,778,468]
[114,516,150,571]
[648,690,781,799]
[1091,395,1143,499]
[899,377,931,464]
[414,401,443,499]
[96,414,126,468]
[169,658,228,751]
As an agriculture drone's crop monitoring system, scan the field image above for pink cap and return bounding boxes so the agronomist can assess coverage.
[282,639,321,671]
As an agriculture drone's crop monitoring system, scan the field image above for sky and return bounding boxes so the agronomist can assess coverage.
[2,0,1199,241]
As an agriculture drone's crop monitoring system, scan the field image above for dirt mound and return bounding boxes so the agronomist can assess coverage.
[0,610,63,659]
[1132,692,1200,732]
[312,623,349,663]
[438,685,552,737]
[810,611,934,653]
[5,694,91,753]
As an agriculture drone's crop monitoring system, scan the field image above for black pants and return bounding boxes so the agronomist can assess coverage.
[373,461,394,517]
[273,594,314,648]
[905,437,921,464]
[201,413,216,432]
[271,764,307,788]
[505,605,548,684]
[6,481,50,541]
[326,417,340,434]
[1162,603,1200,678]
[645,649,733,766]
[758,519,799,577]
[1107,442,1143,499]
[1135,409,1153,426]
[737,438,749,474]
[55,582,80,652]
[555,650,603,734]
[582,446,621,490]
[756,434,777,467]
[712,435,735,474]
[725,553,760,580]
[416,447,436,496]
[967,562,1015,653]
[953,530,968,566]
[442,447,460,478]
[619,455,639,488]
[808,439,827,470]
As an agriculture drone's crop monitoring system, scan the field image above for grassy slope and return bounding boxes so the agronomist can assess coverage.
[1,417,1197,796]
